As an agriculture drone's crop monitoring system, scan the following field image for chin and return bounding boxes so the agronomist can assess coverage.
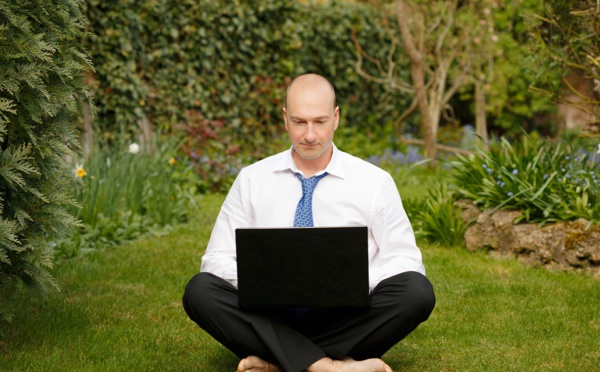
[296,149,322,160]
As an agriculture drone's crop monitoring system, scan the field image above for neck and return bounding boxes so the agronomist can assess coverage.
[292,147,333,177]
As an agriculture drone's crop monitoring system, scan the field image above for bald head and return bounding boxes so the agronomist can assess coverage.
[282,73,340,172]
[284,73,336,110]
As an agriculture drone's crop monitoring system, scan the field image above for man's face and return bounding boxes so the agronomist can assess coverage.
[283,83,339,162]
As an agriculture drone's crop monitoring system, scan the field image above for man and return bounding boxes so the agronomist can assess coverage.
[183,73,435,372]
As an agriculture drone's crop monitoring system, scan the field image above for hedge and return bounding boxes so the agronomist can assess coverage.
[83,0,412,154]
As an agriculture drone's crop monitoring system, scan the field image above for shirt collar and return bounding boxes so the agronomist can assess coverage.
[273,143,346,179]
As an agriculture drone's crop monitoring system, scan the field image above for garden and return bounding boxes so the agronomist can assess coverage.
[1,0,600,371]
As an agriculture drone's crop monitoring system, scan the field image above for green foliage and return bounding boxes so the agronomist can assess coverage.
[448,134,600,224]
[175,110,286,193]
[54,140,199,258]
[82,0,412,147]
[3,194,600,371]
[525,0,600,134]
[0,0,92,324]
[335,122,400,161]
[380,162,466,247]
[405,183,467,248]
[450,0,556,135]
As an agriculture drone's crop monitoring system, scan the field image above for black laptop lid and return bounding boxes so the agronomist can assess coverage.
[236,226,369,309]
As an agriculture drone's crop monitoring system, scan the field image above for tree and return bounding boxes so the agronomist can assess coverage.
[353,0,484,164]
[0,0,92,325]
[527,0,600,136]
[395,0,438,161]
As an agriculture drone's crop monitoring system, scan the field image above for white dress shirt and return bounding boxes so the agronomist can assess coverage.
[200,144,426,292]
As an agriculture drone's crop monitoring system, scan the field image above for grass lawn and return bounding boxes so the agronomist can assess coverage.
[1,193,599,371]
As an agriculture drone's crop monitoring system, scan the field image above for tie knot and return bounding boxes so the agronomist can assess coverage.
[297,173,327,194]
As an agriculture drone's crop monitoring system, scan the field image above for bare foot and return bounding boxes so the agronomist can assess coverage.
[237,355,282,372]
[307,357,393,372]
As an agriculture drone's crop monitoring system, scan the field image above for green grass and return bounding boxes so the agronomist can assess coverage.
[2,193,599,371]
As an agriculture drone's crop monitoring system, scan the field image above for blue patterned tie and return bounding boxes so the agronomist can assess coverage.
[293,172,328,227]
[292,172,327,317]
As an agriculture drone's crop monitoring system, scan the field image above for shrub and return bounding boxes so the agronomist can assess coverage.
[404,183,467,248]
[0,0,92,325]
[82,0,412,145]
[175,110,287,193]
[370,156,465,247]
[448,134,600,225]
[54,140,199,259]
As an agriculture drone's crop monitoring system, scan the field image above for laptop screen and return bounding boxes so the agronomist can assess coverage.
[236,226,369,309]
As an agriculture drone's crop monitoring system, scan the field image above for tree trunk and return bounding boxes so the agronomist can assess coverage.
[137,112,155,154]
[396,0,437,166]
[475,80,488,144]
[428,93,442,139]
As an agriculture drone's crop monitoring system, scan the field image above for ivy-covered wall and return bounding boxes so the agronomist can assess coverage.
[83,0,411,153]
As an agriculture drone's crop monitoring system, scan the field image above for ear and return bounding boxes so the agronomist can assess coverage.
[282,107,289,131]
[333,106,340,131]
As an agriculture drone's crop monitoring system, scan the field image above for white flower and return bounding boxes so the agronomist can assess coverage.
[129,143,140,154]
[74,163,86,178]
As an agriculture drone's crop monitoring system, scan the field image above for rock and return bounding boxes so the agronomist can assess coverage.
[565,250,588,268]
[456,199,481,223]
[512,224,544,254]
[465,209,521,253]
[491,210,522,228]
[458,203,600,275]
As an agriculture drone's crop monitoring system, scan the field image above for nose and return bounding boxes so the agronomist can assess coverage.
[304,123,317,142]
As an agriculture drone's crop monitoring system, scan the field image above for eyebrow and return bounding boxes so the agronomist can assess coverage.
[290,116,330,121]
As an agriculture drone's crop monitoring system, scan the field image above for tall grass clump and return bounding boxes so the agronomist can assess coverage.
[405,183,467,247]
[369,150,465,247]
[55,140,199,258]
[448,134,600,225]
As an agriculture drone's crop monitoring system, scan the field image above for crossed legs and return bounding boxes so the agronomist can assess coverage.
[182,271,435,372]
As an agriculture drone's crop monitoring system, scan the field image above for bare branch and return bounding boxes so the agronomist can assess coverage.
[352,28,390,85]
[395,97,419,129]
[399,136,474,156]
[352,27,414,93]
[427,4,445,36]
[435,1,457,57]
[442,70,468,105]
[382,13,400,84]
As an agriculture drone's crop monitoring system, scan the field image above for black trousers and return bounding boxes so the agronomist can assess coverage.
[182,271,435,372]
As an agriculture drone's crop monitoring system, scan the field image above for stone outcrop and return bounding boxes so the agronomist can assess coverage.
[456,200,600,277]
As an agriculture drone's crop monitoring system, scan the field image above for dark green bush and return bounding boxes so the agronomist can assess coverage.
[83,0,411,148]
[0,0,92,324]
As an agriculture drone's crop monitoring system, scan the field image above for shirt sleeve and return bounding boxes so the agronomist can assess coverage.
[369,173,425,289]
[199,169,251,287]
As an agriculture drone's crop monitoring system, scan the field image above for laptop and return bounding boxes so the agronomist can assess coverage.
[235,226,369,309]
